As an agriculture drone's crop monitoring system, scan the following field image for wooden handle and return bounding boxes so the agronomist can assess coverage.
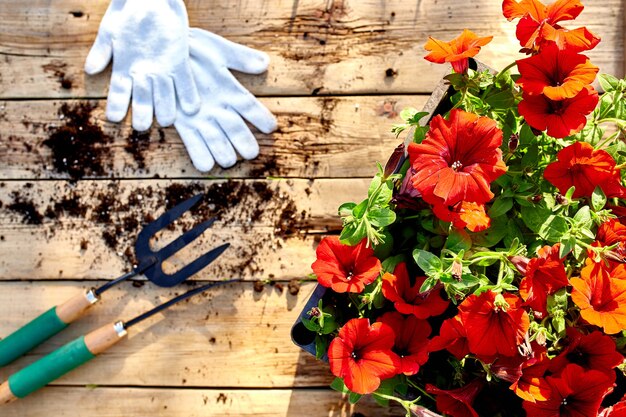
[56,289,99,324]
[84,322,127,355]
[0,381,16,405]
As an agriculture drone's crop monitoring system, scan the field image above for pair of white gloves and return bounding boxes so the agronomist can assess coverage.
[85,0,277,172]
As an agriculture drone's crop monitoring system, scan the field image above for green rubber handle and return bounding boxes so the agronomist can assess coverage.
[8,336,95,399]
[0,307,68,367]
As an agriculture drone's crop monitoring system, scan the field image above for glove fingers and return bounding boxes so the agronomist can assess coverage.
[131,77,154,131]
[84,33,113,75]
[205,67,278,134]
[175,122,215,172]
[173,64,201,115]
[106,74,132,123]
[153,76,176,127]
[215,110,260,161]
[201,122,238,168]
[189,28,270,74]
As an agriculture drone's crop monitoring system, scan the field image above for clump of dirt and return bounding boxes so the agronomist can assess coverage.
[6,192,43,225]
[43,102,113,180]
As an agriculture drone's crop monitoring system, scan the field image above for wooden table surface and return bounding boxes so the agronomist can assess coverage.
[0,1,623,416]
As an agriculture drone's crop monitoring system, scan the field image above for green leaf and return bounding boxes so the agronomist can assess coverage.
[521,142,539,168]
[538,215,569,243]
[559,236,576,258]
[301,317,321,332]
[488,198,514,218]
[573,206,592,226]
[368,208,396,228]
[349,392,362,404]
[591,186,607,211]
[504,220,525,249]
[330,377,350,394]
[353,200,368,219]
[382,254,404,274]
[564,186,576,202]
[412,249,443,275]
[374,231,394,260]
[338,202,356,217]
[520,202,552,233]
[314,335,329,360]
[399,107,419,122]
[445,228,472,253]
[599,74,620,92]
[339,219,367,246]
[407,111,430,125]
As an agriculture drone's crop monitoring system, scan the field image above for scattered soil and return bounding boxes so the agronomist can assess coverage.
[3,179,311,279]
[42,102,113,180]
[124,129,151,170]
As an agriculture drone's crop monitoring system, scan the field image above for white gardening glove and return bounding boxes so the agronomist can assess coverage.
[174,28,278,172]
[85,0,201,131]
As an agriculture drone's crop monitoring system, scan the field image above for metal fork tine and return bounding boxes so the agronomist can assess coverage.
[144,243,230,287]
[162,243,231,286]
[136,193,204,244]
[156,218,217,260]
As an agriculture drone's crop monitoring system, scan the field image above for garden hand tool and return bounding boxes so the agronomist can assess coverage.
[0,278,239,405]
[174,28,277,172]
[85,0,201,130]
[0,193,225,367]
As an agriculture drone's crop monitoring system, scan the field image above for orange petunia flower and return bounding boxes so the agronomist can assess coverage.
[509,344,552,402]
[459,291,530,357]
[328,318,401,394]
[311,236,382,293]
[432,201,491,232]
[519,244,569,318]
[591,219,626,265]
[570,259,626,334]
[424,29,493,74]
[543,141,626,199]
[518,86,598,138]
[381,262,449,319]
[408,109,507,207]
[516,43,598,100]
[502,0,600,53]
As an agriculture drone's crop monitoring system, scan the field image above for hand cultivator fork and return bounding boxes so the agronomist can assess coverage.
[0,193,234,404]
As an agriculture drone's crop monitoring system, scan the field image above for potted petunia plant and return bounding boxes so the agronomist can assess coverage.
[291,1,626,416]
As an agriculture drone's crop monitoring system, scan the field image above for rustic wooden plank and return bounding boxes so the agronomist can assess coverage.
[0,0,622,98]
[1,387,406,417]
[0,96,425,179]
[0,281,332,388]
[0,179,369,280]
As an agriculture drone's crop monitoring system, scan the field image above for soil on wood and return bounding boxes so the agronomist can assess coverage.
[43,102,113,180]
[2,179,312,279]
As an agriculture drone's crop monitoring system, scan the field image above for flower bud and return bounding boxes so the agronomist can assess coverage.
[508,134,519,152]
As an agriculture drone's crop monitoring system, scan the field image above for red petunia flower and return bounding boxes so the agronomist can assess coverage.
[311,236,382,293]
[518,86,599,138]
[459,291,530,357]
[381,262,449,319]
[426,379,484,417]
[523,363,615,417]
[519,244,569,318]
[502,0,600,53]
[428,315,470,360]
[591,219,626,264]
[543,141,626,199]
[424,29,493,74]
[549,328,623,377]
[432,201,491,232]
[570,260,626,334]
[516,44,598,100]
[328,318,401,395]
[408,109,507,207]
[378,312,431,376]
